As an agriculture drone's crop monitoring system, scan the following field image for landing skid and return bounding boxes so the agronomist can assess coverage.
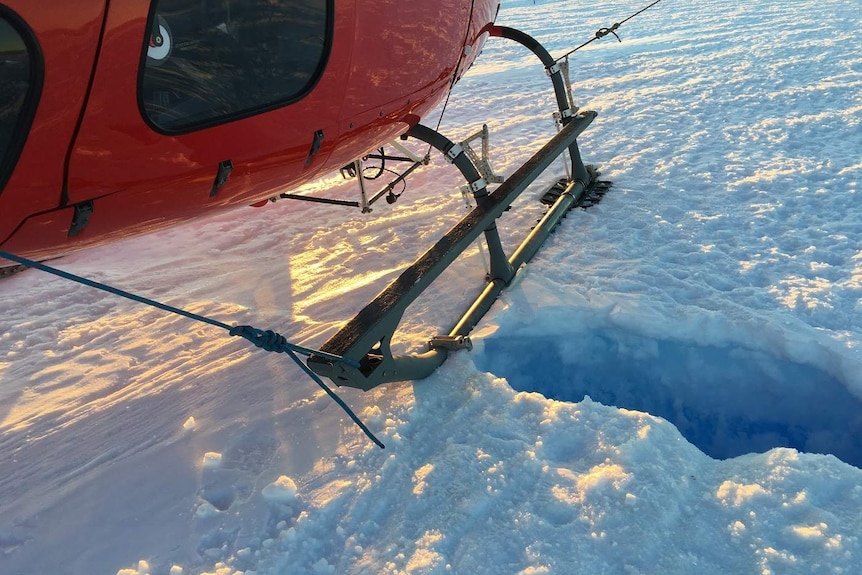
[1,257,62,279]
[309,113,608,390]
[308,25,613,390]
[0,263,30,279]
[541,170,612,209]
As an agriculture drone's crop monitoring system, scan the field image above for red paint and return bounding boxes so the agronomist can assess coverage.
[0,0,500,264]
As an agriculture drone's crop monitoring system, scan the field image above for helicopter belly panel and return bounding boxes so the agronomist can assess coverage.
[0,0,503,262]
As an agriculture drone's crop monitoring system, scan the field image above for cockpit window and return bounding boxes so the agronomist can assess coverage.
[139,0,331,133]
[0,9,41,193]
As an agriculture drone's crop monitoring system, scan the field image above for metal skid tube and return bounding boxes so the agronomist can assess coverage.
[308,111,597,390]
[449,177,591,337]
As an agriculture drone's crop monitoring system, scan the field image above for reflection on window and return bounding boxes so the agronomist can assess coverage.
[0,14,32,187]
[140,0,329,133]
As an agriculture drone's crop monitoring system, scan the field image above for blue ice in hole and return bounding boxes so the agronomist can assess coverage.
[476,329,862,468]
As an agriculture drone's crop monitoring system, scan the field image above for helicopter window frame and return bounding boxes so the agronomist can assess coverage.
[0,6,44,195]
[137,0,333,135]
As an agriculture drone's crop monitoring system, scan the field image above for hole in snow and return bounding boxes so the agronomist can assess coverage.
[476,329,862,468]
[201,486,235,512]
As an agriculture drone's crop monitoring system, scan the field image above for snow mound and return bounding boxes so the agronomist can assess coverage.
[261,476,299,504]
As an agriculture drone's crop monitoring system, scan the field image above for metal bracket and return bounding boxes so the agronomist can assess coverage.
[389,139,426,163]
[354,157,372,213]
[281,139,429,210]
[210,159,233,197]
[429,335,473,351]
[465,178,487,194]
[304,129,325,167]
[459,124,505,185]
[444,143,464,163]
[559,57,579,115]
[67,200,94,238]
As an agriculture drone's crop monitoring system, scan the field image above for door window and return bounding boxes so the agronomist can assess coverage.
[139,0,331,133]
[0,9,42,192]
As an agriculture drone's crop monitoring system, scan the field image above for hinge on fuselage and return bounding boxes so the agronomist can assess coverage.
[67,200,94,238]
[304,130,325,167]
[210,160,234,197]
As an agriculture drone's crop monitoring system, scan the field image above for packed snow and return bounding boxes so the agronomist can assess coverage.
[2,0,862,574]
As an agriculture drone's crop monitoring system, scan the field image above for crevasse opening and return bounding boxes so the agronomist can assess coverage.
[476,329,862,468]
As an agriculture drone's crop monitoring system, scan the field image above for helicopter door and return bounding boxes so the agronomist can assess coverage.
[65,0,339,215]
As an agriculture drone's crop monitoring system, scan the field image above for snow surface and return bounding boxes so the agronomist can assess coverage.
[2,0,862,573]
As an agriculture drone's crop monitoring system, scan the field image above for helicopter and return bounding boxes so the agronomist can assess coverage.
[0,0,610,390]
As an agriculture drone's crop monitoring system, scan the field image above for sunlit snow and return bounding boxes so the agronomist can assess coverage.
[2,1,862,574]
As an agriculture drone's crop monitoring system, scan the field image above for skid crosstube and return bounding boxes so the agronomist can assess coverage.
[308,111,599,390]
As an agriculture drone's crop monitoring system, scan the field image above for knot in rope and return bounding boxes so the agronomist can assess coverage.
[1,249,382,448]
[596,23,622,42]
[554,0,665,62]
[230,326,289,352]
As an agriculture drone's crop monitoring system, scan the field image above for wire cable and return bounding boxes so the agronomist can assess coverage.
[0,249,384,448]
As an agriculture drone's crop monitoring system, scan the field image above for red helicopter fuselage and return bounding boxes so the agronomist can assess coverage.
[0,0,500,265]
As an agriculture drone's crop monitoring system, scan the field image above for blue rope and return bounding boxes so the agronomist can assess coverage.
[1,250,384,448]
